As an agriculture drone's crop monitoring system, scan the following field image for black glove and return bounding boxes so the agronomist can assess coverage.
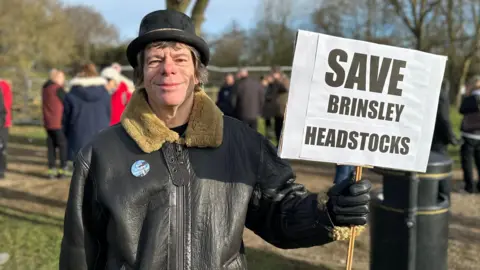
[326,173,371,226]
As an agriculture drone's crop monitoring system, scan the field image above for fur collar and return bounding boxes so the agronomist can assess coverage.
[69,76,107,87]
[121,87,223,153]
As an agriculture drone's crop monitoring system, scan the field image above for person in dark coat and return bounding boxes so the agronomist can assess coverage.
[431,79,458,154]
[59,9,372,270]
[63,63,111,161]
[430,79,458,197]
[231,68,265,130]
[215,73,235,116]
[262,74,276,139]
[268,69,289,143]
[459,75,480,193]
[42,69,69,179]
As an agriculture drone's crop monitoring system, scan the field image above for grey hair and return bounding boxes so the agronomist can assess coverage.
[134,41,208,88]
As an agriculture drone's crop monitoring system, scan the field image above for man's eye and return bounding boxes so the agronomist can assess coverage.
[176,58,187,63]
[148,60,161,65]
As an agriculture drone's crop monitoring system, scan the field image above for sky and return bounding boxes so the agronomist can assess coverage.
[61,0,261,41]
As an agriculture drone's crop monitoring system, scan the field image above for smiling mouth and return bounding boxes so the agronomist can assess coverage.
[157,82,182,87]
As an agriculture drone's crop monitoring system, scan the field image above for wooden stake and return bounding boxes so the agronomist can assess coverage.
[346,166,363,270]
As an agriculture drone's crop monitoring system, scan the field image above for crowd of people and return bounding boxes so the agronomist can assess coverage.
[0,61,479,194]
[215,66,289,144]
[40,62,134,178]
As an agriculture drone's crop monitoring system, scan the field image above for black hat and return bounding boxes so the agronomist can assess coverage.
[126,9,210,68]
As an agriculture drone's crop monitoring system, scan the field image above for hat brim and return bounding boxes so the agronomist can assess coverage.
[126,30,210,68]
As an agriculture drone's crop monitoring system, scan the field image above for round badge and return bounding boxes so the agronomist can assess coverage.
[131,160,150,177]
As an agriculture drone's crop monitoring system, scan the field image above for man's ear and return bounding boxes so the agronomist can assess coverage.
[193,74,199,85]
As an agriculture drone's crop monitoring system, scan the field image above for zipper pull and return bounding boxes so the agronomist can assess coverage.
[175,144,184,164]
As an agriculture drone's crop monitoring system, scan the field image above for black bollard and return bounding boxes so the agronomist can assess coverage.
[369,151,452,270]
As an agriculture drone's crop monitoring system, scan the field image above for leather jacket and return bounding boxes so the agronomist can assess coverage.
[59,88,335,270]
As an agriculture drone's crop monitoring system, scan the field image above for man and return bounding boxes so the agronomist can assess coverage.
[215,73,235,116]
[267,67,289,143]
[42,70,69,179]
[432,79,458,154]
[59,10,372,269]
[231,68,265,130]
[0,79,10,179]
[459,75,480,193]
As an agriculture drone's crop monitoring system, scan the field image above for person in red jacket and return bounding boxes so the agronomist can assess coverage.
[109,63,135,125]
[0,79,12,179]
[41,70,69,179]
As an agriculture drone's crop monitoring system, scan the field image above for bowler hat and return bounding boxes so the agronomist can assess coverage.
[126,9,210,68]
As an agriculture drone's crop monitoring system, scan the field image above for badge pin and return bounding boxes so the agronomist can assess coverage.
[131,160,150,177]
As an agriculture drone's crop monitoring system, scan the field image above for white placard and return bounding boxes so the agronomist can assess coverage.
[278,30,447,172]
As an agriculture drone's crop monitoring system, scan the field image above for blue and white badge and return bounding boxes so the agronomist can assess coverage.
[131,160,150,177]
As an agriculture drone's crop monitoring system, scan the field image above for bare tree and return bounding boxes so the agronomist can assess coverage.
[209,21,248,67]
[63,5,119,61]
[166,0,191,11]
[442,0,480,105]
[0,0,77,70]
[165,0,210,35]
[387,0,442,51]
[247,0,298,66]
[312,0,401,45]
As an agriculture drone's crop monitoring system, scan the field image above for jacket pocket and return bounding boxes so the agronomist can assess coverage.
[223,253,247,270]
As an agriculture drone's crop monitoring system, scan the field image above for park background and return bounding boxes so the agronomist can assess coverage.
[0,0,479,269]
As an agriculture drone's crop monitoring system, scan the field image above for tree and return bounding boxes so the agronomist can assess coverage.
[63,5,119,61]
[442,0,480,105]
[0,0,77,70]
[165,0,210,35]
[387,0,442,51]
[312,0,404,46]
[246,0,297,66]
[209,21,248,67]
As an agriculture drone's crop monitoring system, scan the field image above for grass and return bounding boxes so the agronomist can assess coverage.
[0,206,62,270]
[0,204,328,270]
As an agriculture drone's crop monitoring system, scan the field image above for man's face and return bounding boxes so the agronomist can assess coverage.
[106,79,117,91]
[143,44,198,107]
[272,72,281,80]
[225,74,234,85]
[54,72,65,86]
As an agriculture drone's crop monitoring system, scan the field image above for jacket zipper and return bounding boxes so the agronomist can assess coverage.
[175,144,185,270]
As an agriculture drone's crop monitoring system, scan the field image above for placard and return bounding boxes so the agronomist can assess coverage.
[278,30,447,172]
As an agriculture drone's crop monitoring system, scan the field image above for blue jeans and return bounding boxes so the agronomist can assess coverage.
[334,165,355,184]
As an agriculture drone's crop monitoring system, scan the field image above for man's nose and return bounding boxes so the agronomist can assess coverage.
[162,56,176,75]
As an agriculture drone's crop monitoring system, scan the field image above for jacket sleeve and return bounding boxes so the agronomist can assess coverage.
[105,92,111,121]
[57,87,66,102]
[62,95,71,137]
[59,146,108,270]
[0,88,6,128]
[245,135,335,249]
[459,95,480,114]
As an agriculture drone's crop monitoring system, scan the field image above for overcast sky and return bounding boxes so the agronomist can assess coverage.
[61,0,261,41]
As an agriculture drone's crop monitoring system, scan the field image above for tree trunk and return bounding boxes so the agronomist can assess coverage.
[456,57,472,107]
[191,0,210,35]
[166,0,191,12]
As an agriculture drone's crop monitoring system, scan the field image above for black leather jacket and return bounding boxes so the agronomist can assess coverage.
[59,88,335,270]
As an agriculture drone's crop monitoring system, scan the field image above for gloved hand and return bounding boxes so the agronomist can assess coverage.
[326,174,372,227]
